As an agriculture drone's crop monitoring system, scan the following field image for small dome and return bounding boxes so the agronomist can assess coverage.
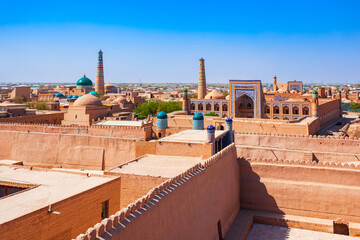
[157,111,168,119]
[205,90,225,100]
[112,96,126,104]
[226,118,232,123]
[66,94,73,99]
[312,90,318,98]
[105,82,114,87]
[54,92,64,98]
[73,95,79,99]
[89,91,99,96]
[76,74,93,86]
[183,89,188,93]
[206,125,215,130]
[73,94,103,107]
[193,113,204,120]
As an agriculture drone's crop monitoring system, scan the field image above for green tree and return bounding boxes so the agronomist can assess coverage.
[204,112,217,116]
[133,100,182,119]
[222,90,229,97]
[350,103,360,111]
[14,96,25,103]
[1,89,11,94]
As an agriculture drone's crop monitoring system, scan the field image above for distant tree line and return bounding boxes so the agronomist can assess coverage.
[133,100,182,119]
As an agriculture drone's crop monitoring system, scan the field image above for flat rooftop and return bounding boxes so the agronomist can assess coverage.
[0,166,115,224]
[246,223,359,240]
[108,154,204,178]
[158,129,228,143]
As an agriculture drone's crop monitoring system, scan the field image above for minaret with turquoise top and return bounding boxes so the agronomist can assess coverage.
[95,49,104,93]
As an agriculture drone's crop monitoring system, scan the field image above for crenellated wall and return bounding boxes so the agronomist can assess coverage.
[235,132,360,162]
[74,144,240,240]
[0,112,64,124]
[0,122,151,140]
[239,157,360,222]
[0,130,138,170]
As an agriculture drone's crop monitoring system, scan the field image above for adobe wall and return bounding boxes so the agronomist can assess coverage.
[318,99,341,125]
[0,130,137,170]
[240,158,360,222]
[0,175,121,240]
[0,112,64,124]
[76,144,241,240]
[165,115,318,135]
[235,133,360,162]
[0,123,149,140]
[105,173,168,209]
[134,141,213,159]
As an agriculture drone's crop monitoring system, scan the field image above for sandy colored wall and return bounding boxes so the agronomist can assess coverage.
[0,112,64,124]
[318,99,341,125]
[135,141,213,159]
[0,176,121,240]
[107,173,168,209]
[165,115,318,135]
[0,130,137,170]
[0,123,149,140]
[76,144,240,240]
[235,133,360,162]
[240,159,360,222]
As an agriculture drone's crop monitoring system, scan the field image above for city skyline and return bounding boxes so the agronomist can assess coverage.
[0,0,359,84]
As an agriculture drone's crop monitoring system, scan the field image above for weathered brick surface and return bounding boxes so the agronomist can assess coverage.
[0,177,121,240]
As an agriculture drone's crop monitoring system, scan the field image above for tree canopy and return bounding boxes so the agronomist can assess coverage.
[204,112,217,116]
[133,100,182,119]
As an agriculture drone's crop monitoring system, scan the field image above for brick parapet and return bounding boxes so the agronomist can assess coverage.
[239,157,360,170]
[73,143,236,240]
[235,131,360,141]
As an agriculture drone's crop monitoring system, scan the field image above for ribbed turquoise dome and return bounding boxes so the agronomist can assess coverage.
[73,95,79,99]
[312,90,318,94]
[193,113,204,120]
[76,74,93,86]
[54,92,64,98]
[157,111,167,119]
[66,95,73,99]
[89,91,99,96]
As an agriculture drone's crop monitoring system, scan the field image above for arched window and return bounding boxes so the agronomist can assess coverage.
[214,103,220,111]
[273,116,280,119]
[273,106,279,114]
[283,106,289,114]
[302,106,309,115]
[206,103,212,111]
[293,106,299,115]
[264,105,270,114]
[190,103,195,110]
[222,104,228,111]
[198,103,203,110]
[158,132,162,138]
[247,103,252,108]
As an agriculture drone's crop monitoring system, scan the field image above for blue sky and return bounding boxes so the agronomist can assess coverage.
[0,0,359,84]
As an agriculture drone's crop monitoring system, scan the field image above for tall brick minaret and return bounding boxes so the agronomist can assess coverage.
[198,58,207,99]
[95,49,104,93]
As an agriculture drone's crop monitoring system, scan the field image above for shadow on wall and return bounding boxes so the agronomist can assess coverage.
[239,158,290,240]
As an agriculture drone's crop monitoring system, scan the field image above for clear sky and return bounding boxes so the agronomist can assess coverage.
[0,0,359,84]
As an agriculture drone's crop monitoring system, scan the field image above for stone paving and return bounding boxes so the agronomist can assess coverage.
[246,223,359,240]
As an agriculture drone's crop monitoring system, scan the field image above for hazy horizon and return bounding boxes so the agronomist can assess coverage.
[1,1,359,84]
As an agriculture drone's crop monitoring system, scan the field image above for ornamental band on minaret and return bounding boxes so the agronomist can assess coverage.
[198,58,207,99]
[95,49,104,93]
